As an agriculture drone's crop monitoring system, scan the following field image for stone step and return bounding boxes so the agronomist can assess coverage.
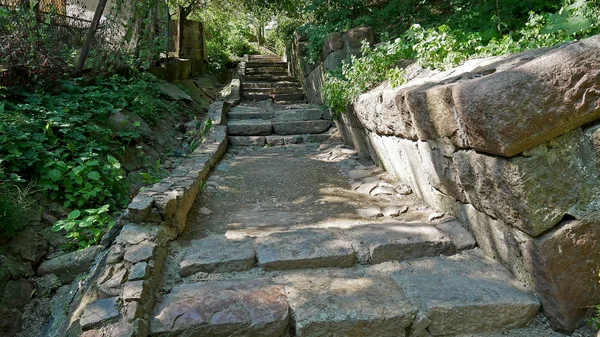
[248,54,281,60]
[229,134,332,147]
[244,87,304,95]
[228,119,273,136]
[272,120,330,135]
[153,251,539,337]
[150,279,290,337]
[243,92,307,103]
[274,93,306,102]
[245,66,289,74]
[244,75,296,82]
[391,250,540,336]
[243,81,302,89]
[284,268,416,337]
[246,61,287,68]
[228,108,322,121]
[246,71,290,77]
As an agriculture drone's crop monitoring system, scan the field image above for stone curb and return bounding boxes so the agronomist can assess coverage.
[67,79,233,337]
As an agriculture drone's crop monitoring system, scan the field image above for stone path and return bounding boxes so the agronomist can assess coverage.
[144,55,560,337]
[148,142,547,337]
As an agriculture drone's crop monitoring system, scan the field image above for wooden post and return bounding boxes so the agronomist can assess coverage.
[76,0,108,72]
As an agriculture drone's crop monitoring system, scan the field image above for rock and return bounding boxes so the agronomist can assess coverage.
[15,297,51,337]
[150,280,289,337]
[80,297,121,330]
[106,245,124,264]
[123,241,156,264]
[436,221,476,251]
[126,301,143,322]
[122,281,148,302]
[453,128,597,237]
[348,169,371,179]
[344,27,376,51]
[323,32,344,59]
[391,250,540,336]
[179,236,255,277]
[198,207,212,215]
[97,264,127,298]
[41,212,58,226]
[33,274,62,298]
[116,225,164,246]
[382,206,408,217]
[356,182,378,194]
[357,207,383,218]
[371,186,395,196]
[2,279,33,310]
[255,229,355,271]
[526,218,600,333]
[127,196,153,222]
[157,83,192,101]
[285,269,416,337]
[395,183,413,195]
[0,306,22,337]
[452,35,600,156]
[0,254,33,281]
[7,230,48,265]
[348,223,455,264]
[428,212,445,222]
[36,245,102,283]
[128,262,149,281]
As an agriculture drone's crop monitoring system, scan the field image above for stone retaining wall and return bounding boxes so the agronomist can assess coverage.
[299,30,600,333]
[53,82,234,337]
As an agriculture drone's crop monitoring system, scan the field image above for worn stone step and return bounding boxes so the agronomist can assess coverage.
[274,93,306,102]
[243,81,302,89]
[243,92,273,101]
[273,120,330,135]
[228,119,272,136]
[348,223,456,264]
[228,109,275,120]
[255,228,355,270]
[229,134,332,147]
[246,71,290,78]
[246,61,288,68]
[283,268,416,337]
[229,108,321,121]
[244,87,304,95]
[150,280,290,337]
[244,75,296,82]
[248,55,281,60]
[179,235,255,277]
[391,250,540,336]
[246,67,288,74]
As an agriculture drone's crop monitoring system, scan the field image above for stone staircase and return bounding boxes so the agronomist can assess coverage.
[227,55,334,147]
[149,142,543,337]
[243,54,305,103]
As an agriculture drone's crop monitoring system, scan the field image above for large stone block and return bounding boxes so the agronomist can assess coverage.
[391,250,540,336]
[344,27,375,53]
[453,128,598,237]
[284,269,416,337]
[525,218,600,333]
[150,280,289,337]
[453,35,600,156]
[322,32,344,60]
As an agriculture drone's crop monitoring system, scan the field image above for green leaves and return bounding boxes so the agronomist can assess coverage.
[87,171,100,181]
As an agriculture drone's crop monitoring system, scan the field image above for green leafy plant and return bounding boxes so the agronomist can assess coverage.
[139,159,164,185]
[39,154,125,209]
[53,205,115,249]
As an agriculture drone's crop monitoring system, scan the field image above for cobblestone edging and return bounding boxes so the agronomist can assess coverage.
[60,81,233,337]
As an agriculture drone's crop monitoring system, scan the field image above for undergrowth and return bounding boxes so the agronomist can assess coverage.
[0,73,175,249]
[322,0,600,116]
